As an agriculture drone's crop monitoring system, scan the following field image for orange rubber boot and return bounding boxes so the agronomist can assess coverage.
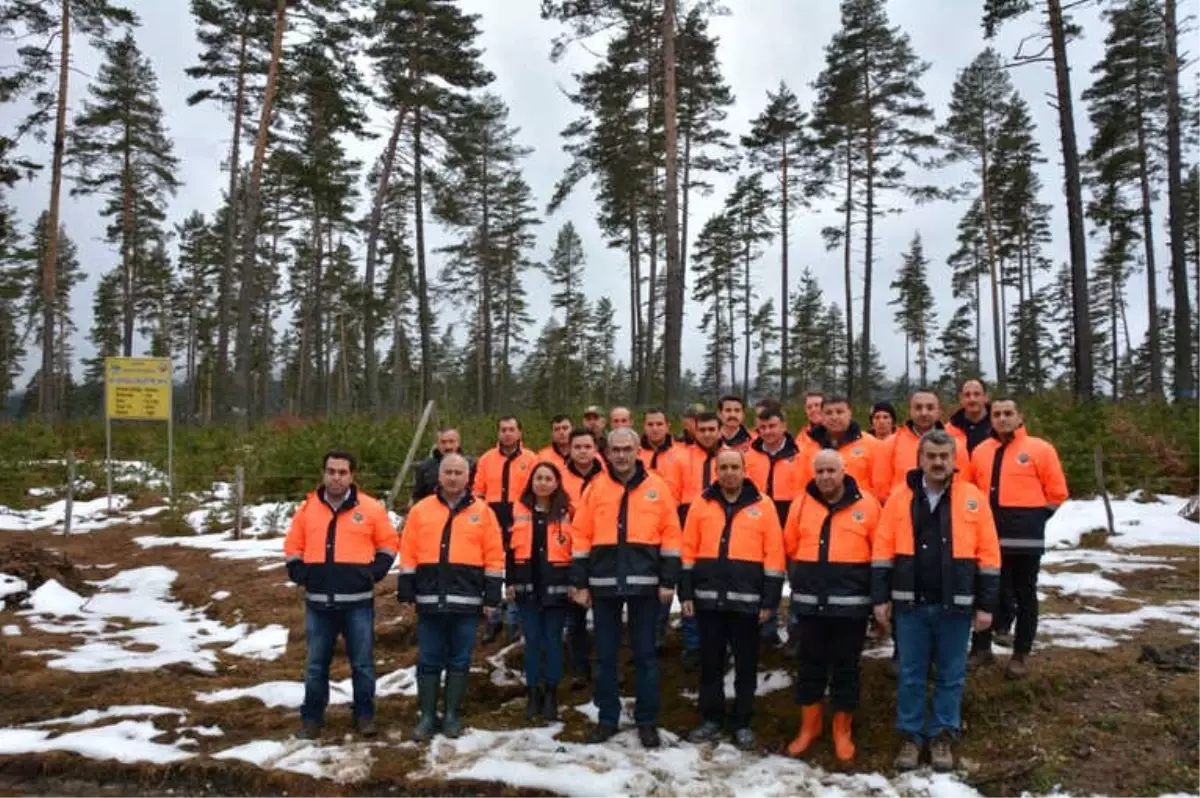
[831,711,855,762]
[786,703,823,757]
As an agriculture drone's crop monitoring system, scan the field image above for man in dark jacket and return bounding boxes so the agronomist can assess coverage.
[410,428,475,506]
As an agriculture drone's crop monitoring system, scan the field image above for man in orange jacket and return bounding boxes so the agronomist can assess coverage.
[783,449,881,763]
[967,398,1069,678]
[538,414,574,469]
[284,450,399,739]
[560,427,605,689]
[947,379,992,456]
[872,390,971,502]
[639,408,686,504]
[572,427,682,749]
[681,449,785,751]
[676,411,724,666]
[474,416,539,642]
[803,396,877,496]
[872,429,1001,773]
[398,453,504,741]
[718,395,753,452]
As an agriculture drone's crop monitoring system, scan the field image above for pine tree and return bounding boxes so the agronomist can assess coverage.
[749,299,778,395]
[18,213,81,413]
[724,172,774,394]
[889,232,936,386]
[0,203,23,401]
[939,48,1014,388]
[789,268,826,393]
[85,270,123,388]
[2,0,136,418]
[1087,177,1138,400]
[1163,0,1193,399]
[936,304,980,392]
[1082,0,1169,396]
[585,296,619,406]
[542,222,589,406]
[812,0,939,401]
[491,174,538,408]
[946,199,988,371]
[68,31,180,359]
[743,81,825,396]
[815,302,848,394]
[984,0,1094,397]
[186,0,277,414]
[1008,286,1054,393]
[1184,165,1200,306]
[173,210,221,419]
[692,212,736,396]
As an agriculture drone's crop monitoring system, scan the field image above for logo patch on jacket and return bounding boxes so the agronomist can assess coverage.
[852,510,865,522]
[557,529,568,546]
[469,514,481,524]
[646,490,659,501]
[352,511,364,524]
[519,462,529,471]
[748,507,761,518]
[1017,452,1031,465]
[966,498,979,511]
[852,447,863,456]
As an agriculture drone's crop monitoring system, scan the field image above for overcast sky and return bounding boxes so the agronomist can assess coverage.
[6,0,1198,388]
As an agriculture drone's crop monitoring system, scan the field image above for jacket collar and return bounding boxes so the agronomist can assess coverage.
[904,419,946,439]
[721,425,752,447]
[567,456,604,479]
[496,443,523,460]
[950,405,991,430]
[605,459,649,490]
[809,421,864,450]
[750,431,798,459]
[435,488,475,510]
[988,425,1027,444]
[702,478,762,510]
[317,484,359,511]
[804,475,863,511]
[640,434,674,453]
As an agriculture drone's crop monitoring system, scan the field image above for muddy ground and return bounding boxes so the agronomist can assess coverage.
[0,525,1196,797]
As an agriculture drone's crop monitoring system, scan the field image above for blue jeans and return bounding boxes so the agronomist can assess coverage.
[594,596,660,727]
[417,613,480,675]
[657,601,700,650]
[894,605,972,741]
[302,604,376,724]
[486,599,521,633]
[518,602,567,687]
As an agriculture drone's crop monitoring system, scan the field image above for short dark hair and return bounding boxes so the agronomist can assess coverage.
[910,388,941,404]
[804,390,825,401]
[569,427,596,443]
[498,415,522,430]
[643,407,667,421]
[695,411,721,426]
[551,414,572,425]
[990,395,1019,409]
[755,397,782,411]
[823,396,850,408]
[757,408,785,423]
[961,378,988,393]
[718,395,744,411]
[322,449,356,472]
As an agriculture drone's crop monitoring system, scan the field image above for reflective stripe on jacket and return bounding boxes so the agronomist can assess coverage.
[396,492,505,614]
[969,427,1069,553]
[680,480,785,615]
[284,486,399,609]
[509,499,573,606]
[871,470,1001,614]
[782,476,880,618]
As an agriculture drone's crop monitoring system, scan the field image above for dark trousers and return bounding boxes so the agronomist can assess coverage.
[593,596,660,727]
[698,609,760,729]
[518,601,567,687]
[794,615,868,711]
[975,552,1041,655]
[566,603,590,675]
[417,612,479,675]
[302,604,375,723]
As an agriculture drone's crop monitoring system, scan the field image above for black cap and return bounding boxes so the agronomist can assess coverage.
[870,401,897,422]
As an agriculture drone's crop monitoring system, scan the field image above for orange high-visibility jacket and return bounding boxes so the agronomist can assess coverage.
[680,480,786,615]
[802,422,879,497]
[473,445,539,530]
[721,425,754,453]
[508,498,574,605]
[680,443,722,514]
[782,476,880,618]
[871,422,973,503]
[969,427,1069,553]
[639,436,687,504]
[537,444,571,471]
[284,486,399,609]
[744,433,806,525]
[396,492,505,613]
[571,462,682,598]
[871,471,1001,613]
[560,457,606,505]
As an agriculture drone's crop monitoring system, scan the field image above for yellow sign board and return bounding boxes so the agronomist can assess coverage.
[105,357,172,421]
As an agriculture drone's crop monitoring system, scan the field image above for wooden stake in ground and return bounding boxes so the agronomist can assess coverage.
[387,400,436,510]
[1093,446,1116,538]
[233,465,245,541]
[63,450,75,537]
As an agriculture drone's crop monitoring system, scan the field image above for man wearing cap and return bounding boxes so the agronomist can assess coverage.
[583,406,607,456]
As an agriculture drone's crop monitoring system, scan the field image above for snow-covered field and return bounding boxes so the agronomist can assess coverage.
[0,471,1197,795]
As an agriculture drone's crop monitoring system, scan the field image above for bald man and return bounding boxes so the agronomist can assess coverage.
[609,406,633,430]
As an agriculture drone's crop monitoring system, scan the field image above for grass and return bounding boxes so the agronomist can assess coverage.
[0,526,1197,796]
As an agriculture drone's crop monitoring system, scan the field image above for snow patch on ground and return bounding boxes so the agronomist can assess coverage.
[19,568,288,672]
[0,496,134,534]
[1046,495,1198,549]
[0,720,192,765]
[1039,601,1200,649]
[134,531,283,561]
[2,624,20,636]
[196,666,417,709]
[1038,570,1126,598]
[214,738,381,783]
[0,572,27,599]
[26,705,184,728]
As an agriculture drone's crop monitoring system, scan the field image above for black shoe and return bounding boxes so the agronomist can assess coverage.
[354,717,377,737]
[733,727,757,751]
[543,684,559,722]
[298,721,321,740]
[681,648,700,672]
[687,720,724,744]
[638,724,661,749]
[586,724,619,744]
[525,686,544,722]
[482,624,499,644]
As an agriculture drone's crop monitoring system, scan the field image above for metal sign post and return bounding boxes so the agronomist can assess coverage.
[104,357,173,511]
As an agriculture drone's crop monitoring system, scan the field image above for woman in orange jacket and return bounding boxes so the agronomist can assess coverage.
[508,461,574,722]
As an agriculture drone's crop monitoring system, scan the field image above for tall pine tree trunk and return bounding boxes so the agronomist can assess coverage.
[120,137,135,357]
[1047,0,1094,398]
[216,18,249,419]
[662,0,682,413]
[363,107,407,417]
[413,107,434,406]
[234,0,286,430]
[39,0,70,420]
[1133,60,1163,396]
[743,236,751,395]
[628,200,643,401]
[1164,0,1193,400]
[779,140,790,399]
[841,139,855,400]
[980,146,1006,389]
[479,151,494,411]
[861,65,876,398]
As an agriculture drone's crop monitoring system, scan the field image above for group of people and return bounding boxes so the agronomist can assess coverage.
[282,380,1068,773]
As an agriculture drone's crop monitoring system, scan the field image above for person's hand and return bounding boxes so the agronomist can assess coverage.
[758,608,771,624]
[681,600,694,618]
[658,587,675,605]
[974,610,993,632]
[873,602,892,633]
[506,585,516,601]
[572,588,591,608]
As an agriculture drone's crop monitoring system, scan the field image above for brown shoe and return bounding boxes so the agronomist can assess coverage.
[929,731,955,772]
[1006,653,1028,679]
[894,738,921,771]
[968,647,996,669]
[786,703,824,757]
